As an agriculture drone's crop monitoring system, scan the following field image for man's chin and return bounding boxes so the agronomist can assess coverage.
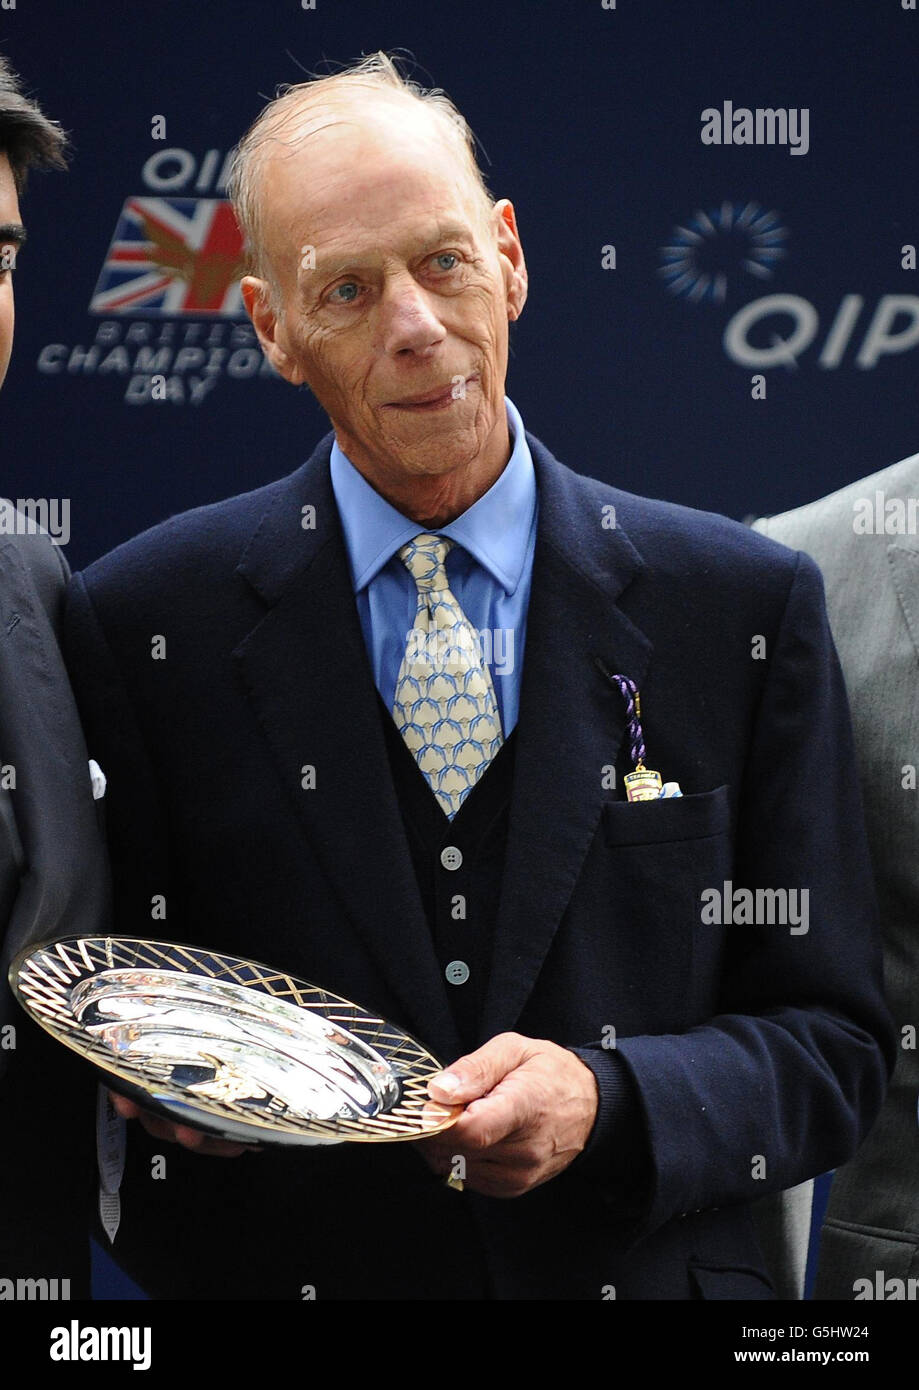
[383,426,487,475]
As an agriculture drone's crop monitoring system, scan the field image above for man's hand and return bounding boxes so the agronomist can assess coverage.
[109,1091,259,1158]
[415,1032,599,1198]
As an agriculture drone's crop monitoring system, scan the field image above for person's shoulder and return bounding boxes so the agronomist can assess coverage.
[530,434,802,593]
[77,454,319,605]
[609,483,790,569]
[755,451,919,551]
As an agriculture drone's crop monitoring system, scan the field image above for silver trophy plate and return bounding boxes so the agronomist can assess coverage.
[11,936,461,1147]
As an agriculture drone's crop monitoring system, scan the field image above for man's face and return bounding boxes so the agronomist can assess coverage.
[0,153,23,392]
[242,106,527,492]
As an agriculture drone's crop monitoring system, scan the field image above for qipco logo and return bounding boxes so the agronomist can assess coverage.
[723,293,919,371]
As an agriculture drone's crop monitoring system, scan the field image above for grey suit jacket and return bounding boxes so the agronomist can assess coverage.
[755,454,919,1300]
[0,501,111,1294]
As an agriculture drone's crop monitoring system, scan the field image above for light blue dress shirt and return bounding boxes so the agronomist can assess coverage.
[329,396,538,736]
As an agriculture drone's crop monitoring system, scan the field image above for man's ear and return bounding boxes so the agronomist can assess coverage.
[492,199,528,323]
[240,275,305,384]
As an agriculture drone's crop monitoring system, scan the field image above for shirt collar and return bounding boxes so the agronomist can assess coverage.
[330,395,536,596]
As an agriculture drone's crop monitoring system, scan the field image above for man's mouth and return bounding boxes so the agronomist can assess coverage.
[385,376,477,411]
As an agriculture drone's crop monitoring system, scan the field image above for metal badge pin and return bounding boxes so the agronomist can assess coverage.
[621,693,664,802]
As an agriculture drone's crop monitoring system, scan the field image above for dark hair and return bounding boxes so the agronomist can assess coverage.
[0,52,67,192]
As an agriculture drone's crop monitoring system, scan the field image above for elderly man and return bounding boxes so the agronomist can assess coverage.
[0,55,110,1294]
[63,53,893,1300]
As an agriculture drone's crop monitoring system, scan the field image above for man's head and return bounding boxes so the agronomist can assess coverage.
[229,53,527,522]
[0,54,67,391]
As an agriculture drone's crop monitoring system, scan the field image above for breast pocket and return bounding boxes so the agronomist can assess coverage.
[602,784,731,848]
[588,786,733,1032]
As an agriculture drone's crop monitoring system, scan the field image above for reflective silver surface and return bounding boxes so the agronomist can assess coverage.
[72,969,401,1121]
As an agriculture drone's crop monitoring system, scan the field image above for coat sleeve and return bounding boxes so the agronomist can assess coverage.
[61,571,175,939]
[568,551,895,1236]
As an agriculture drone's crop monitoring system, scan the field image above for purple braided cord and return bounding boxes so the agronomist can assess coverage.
[594,662,646,767]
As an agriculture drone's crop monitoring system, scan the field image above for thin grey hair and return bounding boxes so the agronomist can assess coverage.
[225,51,495,296]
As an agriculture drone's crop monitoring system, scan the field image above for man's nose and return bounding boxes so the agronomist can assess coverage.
[378,277,445,355]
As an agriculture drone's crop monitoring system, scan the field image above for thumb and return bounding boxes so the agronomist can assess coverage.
[427,1032,530,1103]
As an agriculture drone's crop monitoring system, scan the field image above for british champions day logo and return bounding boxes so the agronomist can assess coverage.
[659,200,919,373]
[37,148,278,405]
[89,196,244,316]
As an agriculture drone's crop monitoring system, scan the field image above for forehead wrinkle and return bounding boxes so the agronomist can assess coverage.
[310,217,480,276]
[280,178,485,288]
[256,109,492,290]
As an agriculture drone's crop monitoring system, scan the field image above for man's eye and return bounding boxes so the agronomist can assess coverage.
[0,247,17,274]
[328,282,360,304]
[432,253,459,273]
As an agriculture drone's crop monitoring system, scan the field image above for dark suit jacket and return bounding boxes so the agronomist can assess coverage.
[61,432,895,1300]
[0,503,111,1292]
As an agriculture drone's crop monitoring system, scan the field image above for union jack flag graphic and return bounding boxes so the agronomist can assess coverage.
[89,197,246,316]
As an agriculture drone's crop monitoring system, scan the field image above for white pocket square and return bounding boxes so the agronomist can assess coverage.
[88,758,107,801]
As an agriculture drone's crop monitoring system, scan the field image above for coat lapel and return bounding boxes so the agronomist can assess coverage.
[232,429,653,1059]
[233,436,462,1062]
[480,436,652,1041]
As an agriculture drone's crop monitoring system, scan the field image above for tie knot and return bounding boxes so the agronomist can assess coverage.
[398,533,453,591]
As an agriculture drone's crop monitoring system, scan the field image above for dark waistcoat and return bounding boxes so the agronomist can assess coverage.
[375,689,517,1053]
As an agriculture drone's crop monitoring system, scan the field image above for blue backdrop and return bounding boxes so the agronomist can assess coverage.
[1,0,915,1298]
[3,0,918,573]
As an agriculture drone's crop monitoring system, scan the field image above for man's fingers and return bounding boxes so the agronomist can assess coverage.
[447,1086,531,1149]
[110,1089,254,1156]
[417,1071,536,1170]
[136,1111,253,1156]
[417,1142,542,1199]
[427,1031,533,1104]
[135,1111,175,1143]
[172,1125,254,1157]
[109,1091,141,1120]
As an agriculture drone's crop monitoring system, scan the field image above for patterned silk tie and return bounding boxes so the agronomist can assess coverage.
[393,533,504,818]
